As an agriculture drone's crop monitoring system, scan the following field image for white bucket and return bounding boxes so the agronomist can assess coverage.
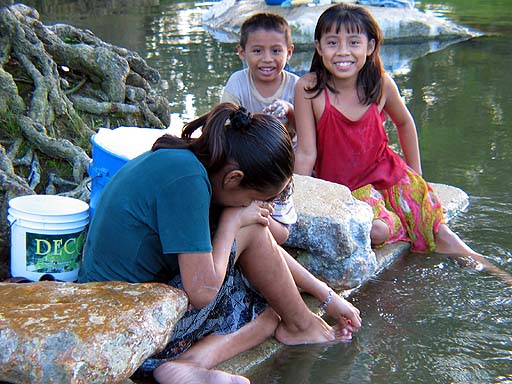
[7,195,89,282]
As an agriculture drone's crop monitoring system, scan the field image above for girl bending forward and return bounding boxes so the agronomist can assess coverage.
[79,102,361,384]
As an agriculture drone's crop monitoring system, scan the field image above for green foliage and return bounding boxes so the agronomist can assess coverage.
[62,36,80,44]
[43,158,73,179]
[76,135,92,153]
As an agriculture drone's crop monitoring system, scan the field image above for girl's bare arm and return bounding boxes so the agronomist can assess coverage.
[293,75,318,176]
[382,73,422,175]
[268,217,290,245]
[178,204,271,308]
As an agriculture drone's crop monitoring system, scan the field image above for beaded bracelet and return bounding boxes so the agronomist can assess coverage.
[319,289,334,309]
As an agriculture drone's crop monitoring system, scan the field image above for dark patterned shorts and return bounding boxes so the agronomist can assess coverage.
[135,243,267,375]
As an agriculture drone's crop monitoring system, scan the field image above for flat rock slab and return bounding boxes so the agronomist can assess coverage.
[202,0,480,44]
[0,281,188,384]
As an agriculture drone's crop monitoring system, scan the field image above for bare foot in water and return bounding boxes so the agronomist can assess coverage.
[154,361,250,384]
[274,313,350,345]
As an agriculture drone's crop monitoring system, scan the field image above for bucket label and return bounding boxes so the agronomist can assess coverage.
[25,231,86,273]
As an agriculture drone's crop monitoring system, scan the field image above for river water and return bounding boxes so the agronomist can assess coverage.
[28,0,512,382]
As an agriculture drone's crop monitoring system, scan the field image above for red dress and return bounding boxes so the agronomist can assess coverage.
[315,90,406,191]
[314,90,444,252]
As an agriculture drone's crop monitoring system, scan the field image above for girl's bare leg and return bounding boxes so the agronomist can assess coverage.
[235,224,344,345]
[153,308,279,384]
[435,223,512,285]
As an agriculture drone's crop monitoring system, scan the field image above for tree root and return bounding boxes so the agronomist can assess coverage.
[0,3,172,260]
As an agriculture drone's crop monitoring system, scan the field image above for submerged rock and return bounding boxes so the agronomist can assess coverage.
[0,281,188,384]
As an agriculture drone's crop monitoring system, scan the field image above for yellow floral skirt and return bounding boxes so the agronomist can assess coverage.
[352,168,445,252]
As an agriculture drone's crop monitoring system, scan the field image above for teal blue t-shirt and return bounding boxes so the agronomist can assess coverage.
[78,149,213,283]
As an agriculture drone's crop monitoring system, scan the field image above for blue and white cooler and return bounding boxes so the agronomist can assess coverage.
[88,127,176,218]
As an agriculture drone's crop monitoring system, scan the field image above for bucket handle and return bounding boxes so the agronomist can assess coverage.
[7,216,17,227]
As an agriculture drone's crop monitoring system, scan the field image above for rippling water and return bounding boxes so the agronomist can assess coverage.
[28,0,512,382]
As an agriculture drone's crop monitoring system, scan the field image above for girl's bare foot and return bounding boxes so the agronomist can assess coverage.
[154,361,250,384]
[274,313,351,345]
[435,224,512,285]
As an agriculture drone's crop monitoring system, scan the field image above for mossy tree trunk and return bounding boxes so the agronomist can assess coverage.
[0,3,171,272]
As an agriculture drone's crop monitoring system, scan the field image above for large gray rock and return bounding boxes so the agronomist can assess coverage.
[0,281,188,384]
[287,175,376,289]
[287,175,469,290]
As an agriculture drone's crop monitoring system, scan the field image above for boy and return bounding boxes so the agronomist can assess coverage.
[221,13,299,244]
[221,12,297,132]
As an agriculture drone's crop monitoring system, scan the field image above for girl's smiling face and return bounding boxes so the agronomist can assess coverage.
[315,25,375,81]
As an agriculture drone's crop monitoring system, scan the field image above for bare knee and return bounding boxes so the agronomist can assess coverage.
[370,219,390,246]
[236,223,276,260]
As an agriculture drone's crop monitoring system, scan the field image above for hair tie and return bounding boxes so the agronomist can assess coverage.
[229,106,252,131]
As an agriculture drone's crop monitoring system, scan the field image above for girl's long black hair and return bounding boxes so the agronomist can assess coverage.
[152,102,294,192]
[307,3,385,105]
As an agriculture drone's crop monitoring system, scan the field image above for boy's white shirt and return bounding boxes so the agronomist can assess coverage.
[221,68,299,226]
[272,195,298,225]
[221,68,299,113]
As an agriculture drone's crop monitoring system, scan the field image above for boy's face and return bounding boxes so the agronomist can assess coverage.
[238,29,293,85]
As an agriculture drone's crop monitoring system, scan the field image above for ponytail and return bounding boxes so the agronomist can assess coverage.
[152,102,294,192]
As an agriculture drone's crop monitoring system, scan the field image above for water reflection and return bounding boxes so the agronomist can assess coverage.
[250,341,366,384]
[250,254,512,384]
[24,0,477,120]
